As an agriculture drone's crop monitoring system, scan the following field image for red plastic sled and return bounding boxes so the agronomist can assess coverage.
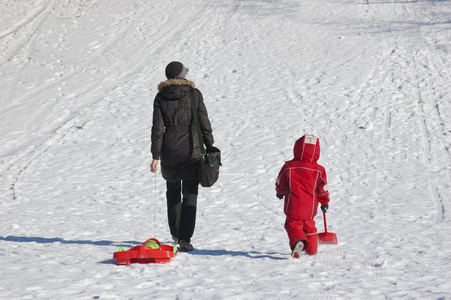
[113,238,177,264]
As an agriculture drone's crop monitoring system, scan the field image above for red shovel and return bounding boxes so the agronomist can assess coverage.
[318,212,338,244]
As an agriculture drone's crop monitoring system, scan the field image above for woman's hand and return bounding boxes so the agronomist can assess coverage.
[150,159,159,173]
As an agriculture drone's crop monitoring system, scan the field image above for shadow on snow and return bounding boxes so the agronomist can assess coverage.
[0,235,139,248]
[1,236,287,262]
[190,248,286,260]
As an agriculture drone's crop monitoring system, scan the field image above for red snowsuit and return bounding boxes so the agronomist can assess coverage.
[275,135,330,255]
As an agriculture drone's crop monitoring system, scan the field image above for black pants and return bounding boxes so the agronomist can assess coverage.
[166,180,199,243]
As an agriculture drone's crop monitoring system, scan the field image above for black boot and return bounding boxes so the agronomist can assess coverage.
[179,240,194,252]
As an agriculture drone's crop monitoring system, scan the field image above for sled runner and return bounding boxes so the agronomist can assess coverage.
[113,238,177,264]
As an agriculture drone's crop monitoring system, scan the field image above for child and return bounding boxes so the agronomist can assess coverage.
[275,134,330,258]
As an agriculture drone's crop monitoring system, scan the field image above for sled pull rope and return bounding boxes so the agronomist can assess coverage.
[154,172,157,237]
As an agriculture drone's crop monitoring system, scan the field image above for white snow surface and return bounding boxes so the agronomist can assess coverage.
[1,0,451,299]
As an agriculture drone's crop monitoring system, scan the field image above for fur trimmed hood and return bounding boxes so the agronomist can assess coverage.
[158,79,195,92]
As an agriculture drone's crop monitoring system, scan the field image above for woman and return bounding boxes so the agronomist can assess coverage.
[150,61,214,252]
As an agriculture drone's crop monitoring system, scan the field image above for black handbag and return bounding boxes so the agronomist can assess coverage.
[189,90,221,187]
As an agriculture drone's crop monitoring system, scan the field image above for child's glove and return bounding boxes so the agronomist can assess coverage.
[321,204,329,213]
[276,194,284,199]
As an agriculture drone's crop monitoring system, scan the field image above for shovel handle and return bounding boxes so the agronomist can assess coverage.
[323,212,328,233]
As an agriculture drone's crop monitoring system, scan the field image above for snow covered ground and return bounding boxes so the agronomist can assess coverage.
[1,0,451,299]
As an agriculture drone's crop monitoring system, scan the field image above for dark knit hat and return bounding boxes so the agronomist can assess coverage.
[165,61,189,79]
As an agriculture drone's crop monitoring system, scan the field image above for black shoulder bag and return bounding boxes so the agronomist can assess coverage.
[189,90,221,187]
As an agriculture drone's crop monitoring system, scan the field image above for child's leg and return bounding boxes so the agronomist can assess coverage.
[284,217,308,250]
[304,219,318,255]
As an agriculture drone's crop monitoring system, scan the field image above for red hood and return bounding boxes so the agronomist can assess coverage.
[293,135,320,162]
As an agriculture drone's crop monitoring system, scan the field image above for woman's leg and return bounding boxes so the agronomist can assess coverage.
[166,180,182,239]
[178,180,199,243]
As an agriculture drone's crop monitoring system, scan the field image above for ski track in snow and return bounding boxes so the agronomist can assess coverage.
[1,0,451,299]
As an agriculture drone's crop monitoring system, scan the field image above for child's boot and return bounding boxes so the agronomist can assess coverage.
[291,240,304,259]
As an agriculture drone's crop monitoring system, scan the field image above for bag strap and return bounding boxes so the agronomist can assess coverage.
[189,89,206,156]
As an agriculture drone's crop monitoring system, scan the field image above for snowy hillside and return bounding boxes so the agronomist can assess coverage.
[1,0,451,299]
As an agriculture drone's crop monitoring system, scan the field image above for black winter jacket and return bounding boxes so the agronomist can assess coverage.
[151,79,214,181]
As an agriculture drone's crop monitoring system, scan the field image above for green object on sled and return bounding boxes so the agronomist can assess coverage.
[119,247,125,252]
[173,246,177,253]
[143,240,160,249]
